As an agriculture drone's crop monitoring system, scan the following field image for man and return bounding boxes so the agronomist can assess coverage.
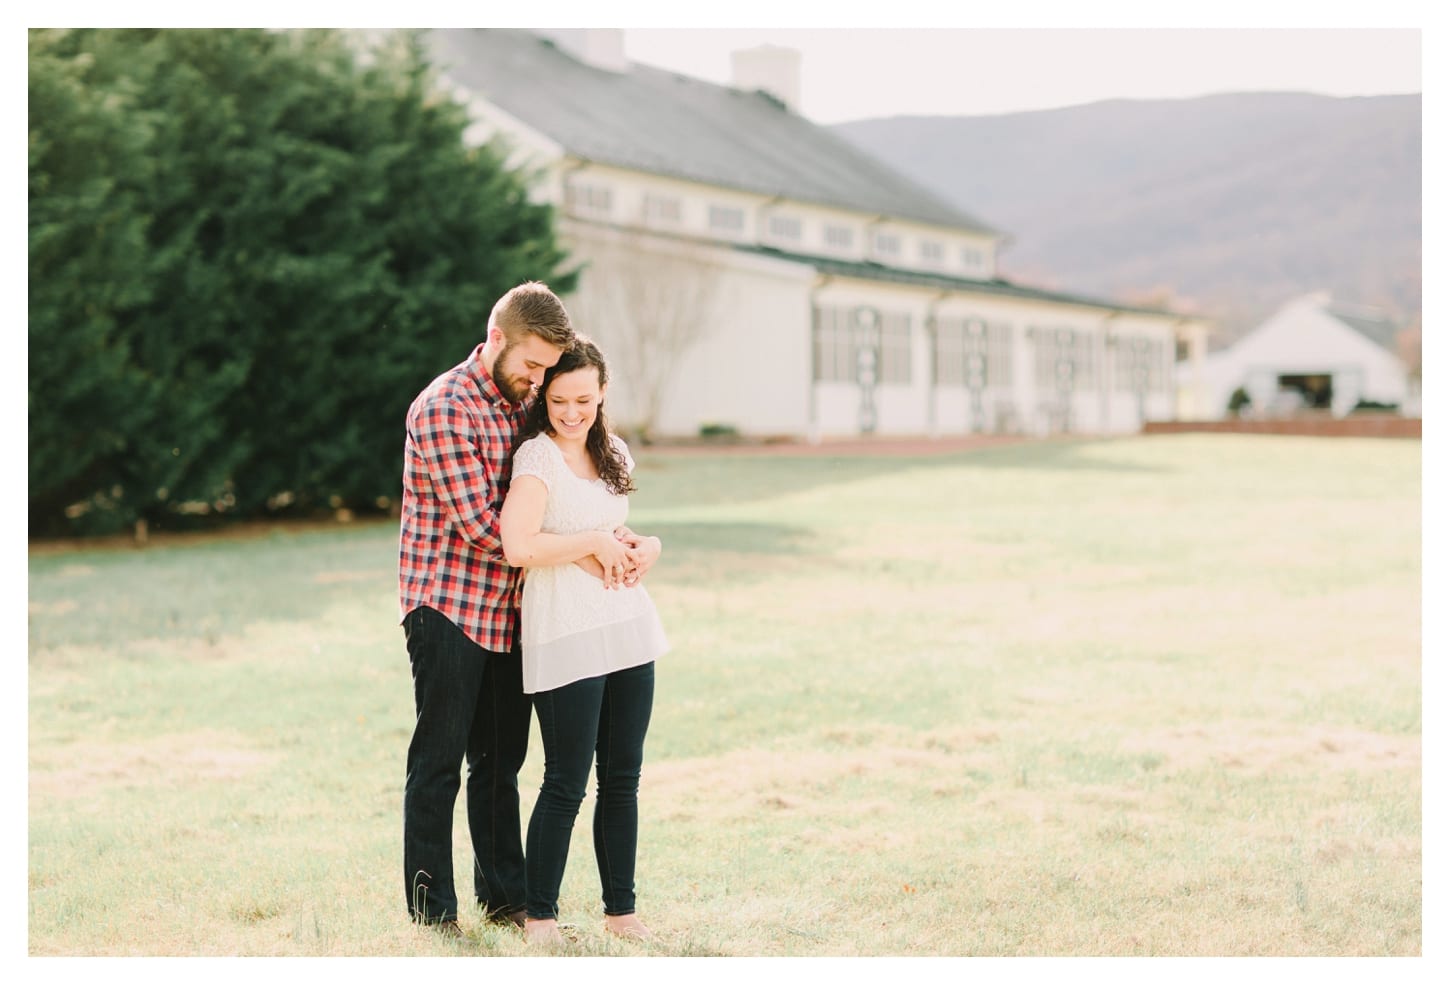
[398,281,655,934]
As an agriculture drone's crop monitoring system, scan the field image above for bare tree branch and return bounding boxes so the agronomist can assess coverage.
[566,226,726,440]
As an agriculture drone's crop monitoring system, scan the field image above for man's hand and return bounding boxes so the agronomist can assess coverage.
[592,530,640,590]
[615,526,661,587]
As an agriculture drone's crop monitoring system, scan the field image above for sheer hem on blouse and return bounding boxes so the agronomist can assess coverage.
[521,608,669,694]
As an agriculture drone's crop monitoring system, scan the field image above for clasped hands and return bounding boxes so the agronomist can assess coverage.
[589,526,661,590]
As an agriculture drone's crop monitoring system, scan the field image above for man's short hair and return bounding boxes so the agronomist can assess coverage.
[490,281,574,348]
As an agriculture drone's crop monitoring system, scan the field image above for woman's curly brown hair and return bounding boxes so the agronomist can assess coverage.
[513,336,636,496]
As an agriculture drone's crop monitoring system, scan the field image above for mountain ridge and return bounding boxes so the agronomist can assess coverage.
[832,91,1421,346]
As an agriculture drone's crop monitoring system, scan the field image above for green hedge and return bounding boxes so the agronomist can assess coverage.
[29,29,576,536]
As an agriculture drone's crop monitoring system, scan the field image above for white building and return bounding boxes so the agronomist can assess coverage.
[1179,292,1414,419]
[428,29,1213,441]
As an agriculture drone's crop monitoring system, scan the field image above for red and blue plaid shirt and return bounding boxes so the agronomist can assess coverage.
[398,344,528,653]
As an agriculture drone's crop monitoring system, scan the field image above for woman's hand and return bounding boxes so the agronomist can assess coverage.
[592,530,639,589]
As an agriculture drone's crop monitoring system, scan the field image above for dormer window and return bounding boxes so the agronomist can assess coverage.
[709,204,746,232]
[872,231,901,258]
[564,182,613,217]
[824,224,855,250]
[642,193,682,225]
[919,240,944,265]
[768,215,802,241]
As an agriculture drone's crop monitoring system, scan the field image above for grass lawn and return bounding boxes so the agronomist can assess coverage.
[27,434,1421,957]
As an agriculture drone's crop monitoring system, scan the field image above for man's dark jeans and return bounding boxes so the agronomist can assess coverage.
[403,605,531,924]
[526,661,655,920]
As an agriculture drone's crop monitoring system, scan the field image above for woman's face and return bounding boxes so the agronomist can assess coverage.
[544,366,605,441]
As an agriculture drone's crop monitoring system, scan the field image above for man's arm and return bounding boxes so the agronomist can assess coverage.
[409,397,508,554]
[501,476,638,587]
[575,555,609,581]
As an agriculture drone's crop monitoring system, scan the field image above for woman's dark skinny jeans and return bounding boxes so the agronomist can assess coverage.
[525,661,655,920]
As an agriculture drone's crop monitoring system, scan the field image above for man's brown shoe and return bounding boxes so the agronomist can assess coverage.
[432,919,464,939]
[485,907,527,931]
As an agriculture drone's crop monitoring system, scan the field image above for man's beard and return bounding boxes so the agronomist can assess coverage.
[492,341,532,404]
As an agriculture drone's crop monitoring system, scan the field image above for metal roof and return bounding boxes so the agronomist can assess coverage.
[1327,303,1401,352]
[427,29,1000,236]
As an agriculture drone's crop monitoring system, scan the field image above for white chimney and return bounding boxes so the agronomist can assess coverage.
[535,28,629,73]
[731,44,801,113]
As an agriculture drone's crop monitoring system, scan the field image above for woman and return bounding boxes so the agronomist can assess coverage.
[500,337,668,945]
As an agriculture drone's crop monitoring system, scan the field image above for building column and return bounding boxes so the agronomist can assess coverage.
[1176,321,1210,420]
[1099,315,1118,432]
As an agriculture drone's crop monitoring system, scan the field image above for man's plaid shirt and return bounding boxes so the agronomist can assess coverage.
[398,344,528,653]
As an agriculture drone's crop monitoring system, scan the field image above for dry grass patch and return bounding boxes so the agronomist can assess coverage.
[647,723,1009,822]
[311,568,383,584]
[29,729,276,803]
[1119,721,1420,775]
[28,598,78,617]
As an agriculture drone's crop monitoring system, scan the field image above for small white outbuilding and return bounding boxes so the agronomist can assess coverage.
[1179,293,1413,419]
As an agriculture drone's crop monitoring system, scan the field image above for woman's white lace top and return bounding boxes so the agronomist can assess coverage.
[510,432,669,693]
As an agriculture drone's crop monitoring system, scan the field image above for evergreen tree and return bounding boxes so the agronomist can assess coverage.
[29,29,576,536]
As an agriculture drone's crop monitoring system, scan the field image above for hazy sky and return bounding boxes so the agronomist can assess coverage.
[22,9,1429,127]
[619,28,1423,124]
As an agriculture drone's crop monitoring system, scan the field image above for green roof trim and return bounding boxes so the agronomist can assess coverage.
[737,245,1201,320]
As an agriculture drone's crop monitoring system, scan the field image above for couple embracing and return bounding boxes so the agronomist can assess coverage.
[397,281,668,945]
